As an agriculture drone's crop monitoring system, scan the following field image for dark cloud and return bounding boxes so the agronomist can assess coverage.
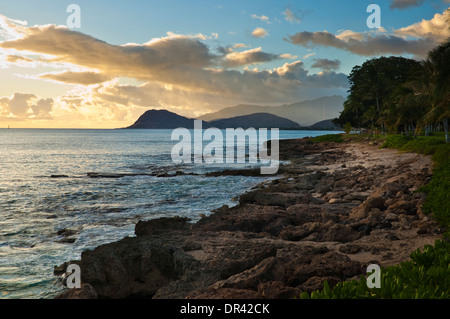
[286,30,439,57]
[311,58,341,71]
[390,0,425,9]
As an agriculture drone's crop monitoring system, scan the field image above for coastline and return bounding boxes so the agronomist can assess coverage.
[54,137,444,299]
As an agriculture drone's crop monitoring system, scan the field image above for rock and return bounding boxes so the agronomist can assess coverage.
[78,236,196,298]
[286,252,361,286]
[387,200,418,216]
[187,288,263,299]
[298,276,341,294]
[278,225,310,241]
[350,188,386,220]
[54,284,98,299]
[321,224,360,243]
[135,216,191,236]
[57,228,78,237]
[212,257,284,290]
[385,213,398,222]
[258,281,302,299]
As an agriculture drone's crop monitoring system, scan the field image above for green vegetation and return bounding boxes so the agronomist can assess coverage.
[311,134,344,143]
[300,240,450,299]
[334,37,450,144]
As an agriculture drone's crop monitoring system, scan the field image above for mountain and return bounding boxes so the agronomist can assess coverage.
[125,109,196,129]
[198,95,345,127]
[208,113,301,129]
[307,119,342,130]
[125,110,301,129]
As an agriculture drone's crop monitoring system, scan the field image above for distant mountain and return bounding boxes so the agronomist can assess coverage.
[125,110,301,129]
[307,119,342,130]
[198,95,345,127]
[125,109,196,129]
[209,113,301,129]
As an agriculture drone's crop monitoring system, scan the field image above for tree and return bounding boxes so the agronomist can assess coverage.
[423,40,450,143]
[336,56,422,133]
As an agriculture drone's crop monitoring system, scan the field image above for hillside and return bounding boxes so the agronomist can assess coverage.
[208,113,301,129]
[125,110,301,129]
[125,109,196,129]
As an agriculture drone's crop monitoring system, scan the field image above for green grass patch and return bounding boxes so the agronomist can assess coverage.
[381,135,414,149]
[300,240,450,299]
[311,134,344,143]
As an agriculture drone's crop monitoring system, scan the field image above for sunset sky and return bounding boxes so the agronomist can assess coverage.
[0,0,449,128]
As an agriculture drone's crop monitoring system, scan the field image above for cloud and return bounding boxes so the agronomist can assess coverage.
[39,71,112,85]
[0,15,350,124]
[0,93,53,119]
[311,58,341,71]
[390,0,450,9]
[395,10,450,39]
[251,27,269,38]
[286,9,450,58]
[222,47,293,67]
[251,14,271,24]
[287,30,438,57]
[303,52,316,59]
[283,8,301,24]
[232,43,249,49]
[390,0,425,9]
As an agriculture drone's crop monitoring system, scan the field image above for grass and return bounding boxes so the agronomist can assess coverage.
[311,134,344,143]
[300,133,450,299]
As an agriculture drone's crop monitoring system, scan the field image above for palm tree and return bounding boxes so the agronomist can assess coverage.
[425,40,450,143]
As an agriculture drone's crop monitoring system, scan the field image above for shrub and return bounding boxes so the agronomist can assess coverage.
[311,134,344,143]
[381,135,414,149]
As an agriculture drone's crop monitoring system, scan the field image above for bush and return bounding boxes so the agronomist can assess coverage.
[311,134,344,143]
[381,135,414,149]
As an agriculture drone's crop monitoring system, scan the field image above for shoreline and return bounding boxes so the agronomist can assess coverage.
[54,137,444,299]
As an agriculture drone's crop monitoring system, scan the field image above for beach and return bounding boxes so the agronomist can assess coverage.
[54,137,444,299]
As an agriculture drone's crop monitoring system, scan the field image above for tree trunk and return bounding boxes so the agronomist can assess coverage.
[444,118,449,144]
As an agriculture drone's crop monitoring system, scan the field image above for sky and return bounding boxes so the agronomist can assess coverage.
[0,0,449,128]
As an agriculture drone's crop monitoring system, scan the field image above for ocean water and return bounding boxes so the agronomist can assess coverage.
[0,128,341,299]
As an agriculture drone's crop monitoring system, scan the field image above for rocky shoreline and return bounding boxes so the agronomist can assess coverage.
[54,137,444,299]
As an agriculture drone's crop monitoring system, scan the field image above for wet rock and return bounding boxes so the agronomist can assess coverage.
[135,216,191,236]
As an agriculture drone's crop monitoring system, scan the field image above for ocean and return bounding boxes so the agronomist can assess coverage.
[0,128,341,299]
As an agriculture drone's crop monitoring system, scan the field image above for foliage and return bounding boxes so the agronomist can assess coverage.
[311,134,343,143]
[300,240,450,299]
[343,122,352,134]
[381,135,414,149]
[336,40,450,143]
